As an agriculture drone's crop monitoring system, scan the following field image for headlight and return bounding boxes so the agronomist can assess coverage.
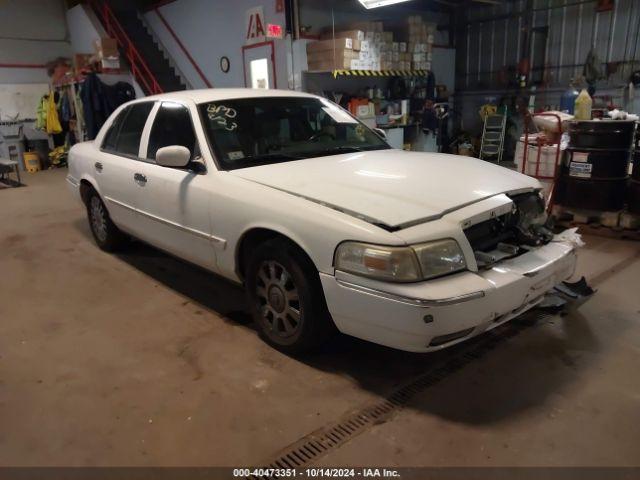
[413,239,467,279]
[334,242,421,282]
[335,239,466,282]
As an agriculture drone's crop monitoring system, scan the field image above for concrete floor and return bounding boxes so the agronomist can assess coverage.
[1,169,639,467]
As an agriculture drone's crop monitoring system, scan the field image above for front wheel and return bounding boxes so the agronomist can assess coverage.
[246,239,334,354]
[86,189,126,252]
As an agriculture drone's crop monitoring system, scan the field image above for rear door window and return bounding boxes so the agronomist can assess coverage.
[101,107,129,151]
[113,102,154,157]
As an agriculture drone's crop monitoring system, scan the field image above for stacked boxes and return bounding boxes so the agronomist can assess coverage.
[306,37,361,71]
[93,37,120,69]
[407,15,434,71]
[306,17,435,72]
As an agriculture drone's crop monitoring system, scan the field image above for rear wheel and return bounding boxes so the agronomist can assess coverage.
[86,189,126,252]
[246,239,334,354]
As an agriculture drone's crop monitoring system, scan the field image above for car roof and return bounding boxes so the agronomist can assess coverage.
[140,88,320,104]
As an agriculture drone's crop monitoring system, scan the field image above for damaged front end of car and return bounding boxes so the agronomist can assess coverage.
[464,191,556,269]
[464,190,594,308]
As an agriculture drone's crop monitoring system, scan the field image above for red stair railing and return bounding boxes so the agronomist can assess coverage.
[87,0,163,95]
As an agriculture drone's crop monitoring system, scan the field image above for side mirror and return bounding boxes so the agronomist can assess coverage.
[373,127,387,140]
[156,145,191,168]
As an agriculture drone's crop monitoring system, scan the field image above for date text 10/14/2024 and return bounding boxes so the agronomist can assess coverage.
[233,468,401,478]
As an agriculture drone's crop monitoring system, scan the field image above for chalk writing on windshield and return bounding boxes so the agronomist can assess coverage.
[207,104,238,131]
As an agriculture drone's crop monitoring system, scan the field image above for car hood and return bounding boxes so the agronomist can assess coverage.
[229,150,540,229]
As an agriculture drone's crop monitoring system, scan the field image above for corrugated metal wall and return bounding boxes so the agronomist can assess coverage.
[456,0,640,91]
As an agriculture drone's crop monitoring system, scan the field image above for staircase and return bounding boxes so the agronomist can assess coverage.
[88,0,187,95]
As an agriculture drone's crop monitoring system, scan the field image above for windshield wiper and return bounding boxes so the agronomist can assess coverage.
[307,145,389,157]
[243,152,306,163]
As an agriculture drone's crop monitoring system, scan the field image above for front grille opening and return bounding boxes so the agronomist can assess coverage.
[464,212,523,269]
[464,213,519,252]
[463,192,552,269]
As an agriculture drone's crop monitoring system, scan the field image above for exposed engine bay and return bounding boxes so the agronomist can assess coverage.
[464,191,555,269]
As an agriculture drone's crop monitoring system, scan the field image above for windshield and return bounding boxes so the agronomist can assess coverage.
[198,96,390,170]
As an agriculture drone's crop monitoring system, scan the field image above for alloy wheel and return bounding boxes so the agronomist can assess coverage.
[90,196,108,243]
[255,260,302,338]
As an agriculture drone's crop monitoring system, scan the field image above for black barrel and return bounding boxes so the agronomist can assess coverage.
[633,124,640,181]
[629,179,640,214]
[569,120,636,149]
[558,121,635,211]
[630,125,640,213]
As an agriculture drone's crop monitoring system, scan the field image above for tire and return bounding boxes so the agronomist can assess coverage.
[246,238,334,354]
[85,189,127,252]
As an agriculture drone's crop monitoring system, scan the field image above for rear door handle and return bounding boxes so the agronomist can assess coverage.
[94,162,103,172]
[134,173,147,185]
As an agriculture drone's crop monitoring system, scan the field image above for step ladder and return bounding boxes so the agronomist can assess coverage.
[479,113,507,162]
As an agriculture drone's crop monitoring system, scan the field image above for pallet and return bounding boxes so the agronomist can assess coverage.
[553,205,640,240]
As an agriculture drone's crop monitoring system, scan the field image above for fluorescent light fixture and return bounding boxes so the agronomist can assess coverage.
[358,0,413,8]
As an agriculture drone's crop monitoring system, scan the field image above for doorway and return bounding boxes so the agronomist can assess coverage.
[242,41,277,89]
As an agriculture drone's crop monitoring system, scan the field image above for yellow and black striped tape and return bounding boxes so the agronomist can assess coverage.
[332,70,428,78]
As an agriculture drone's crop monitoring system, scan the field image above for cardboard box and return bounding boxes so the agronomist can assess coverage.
[101,57,120,70]
[94,37,118,59]
[320,29,365,41]
[307,57,353,71]
[306,37,353,53]
[73,53,93,71]
[307,48,359,62]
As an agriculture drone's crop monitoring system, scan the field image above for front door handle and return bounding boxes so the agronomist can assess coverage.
[94,162,103,172]
[134,173,147,185]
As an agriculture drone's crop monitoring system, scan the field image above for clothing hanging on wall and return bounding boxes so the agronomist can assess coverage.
[80,72,135,140]
[45,91,62,135]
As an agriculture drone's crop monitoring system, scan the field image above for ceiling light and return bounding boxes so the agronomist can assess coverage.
[358,0,414,9]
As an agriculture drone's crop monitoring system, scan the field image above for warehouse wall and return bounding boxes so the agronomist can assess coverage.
[0,0,71,84]
[65,4,145,99]
[143,0,288,89]
[457,0,640,91]
[454,0,640,132]
[298,1,451,45]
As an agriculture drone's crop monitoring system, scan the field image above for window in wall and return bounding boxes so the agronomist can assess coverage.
[530,26,549,85]
[250,58,270,89]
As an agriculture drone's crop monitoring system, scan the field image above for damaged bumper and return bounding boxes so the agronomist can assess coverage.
[321,236,579,352]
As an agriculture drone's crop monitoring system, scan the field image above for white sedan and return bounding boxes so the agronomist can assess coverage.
[67,88,578,353]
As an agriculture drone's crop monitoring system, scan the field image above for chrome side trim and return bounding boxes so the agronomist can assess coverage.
[105,195,135,212]
[137,209,227,246]
[104,196,226,247]
[66,176,79,187]
[335,279,485,307]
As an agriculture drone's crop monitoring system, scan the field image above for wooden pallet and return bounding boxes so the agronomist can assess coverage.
[553,205,640,240]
